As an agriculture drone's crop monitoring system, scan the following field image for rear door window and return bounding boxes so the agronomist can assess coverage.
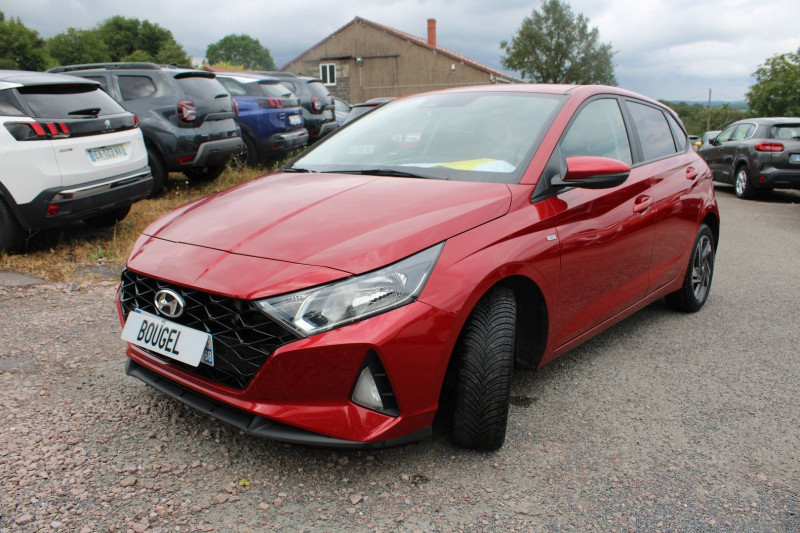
[627,101,677,161]
[666,113,688,152]
[16,84,126,118]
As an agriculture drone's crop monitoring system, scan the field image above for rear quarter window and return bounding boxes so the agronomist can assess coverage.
[0,90,26,116]
[118,75,158,101]
[16,84,127,118]
[627,101,677,161]
[306,81,332,100]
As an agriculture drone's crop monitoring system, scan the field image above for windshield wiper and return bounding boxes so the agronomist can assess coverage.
[324,168,441,179]
[68,107,101,116]
[281,167,314,173]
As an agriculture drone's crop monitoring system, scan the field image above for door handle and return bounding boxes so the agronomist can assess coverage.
[633,195,653,214]
[686,166,698,180]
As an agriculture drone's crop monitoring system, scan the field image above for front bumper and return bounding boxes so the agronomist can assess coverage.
[120,296,460,447]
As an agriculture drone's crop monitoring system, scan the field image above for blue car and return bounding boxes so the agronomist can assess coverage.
[216,74,308,166]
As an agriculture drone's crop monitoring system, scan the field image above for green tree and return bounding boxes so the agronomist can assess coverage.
[0,11,51,70]
[746,49,800,116]
[206,34,275,70]
[47,28,110,65]
[94,16,190,64]
[500,0,616,85]
[663,100,753,136]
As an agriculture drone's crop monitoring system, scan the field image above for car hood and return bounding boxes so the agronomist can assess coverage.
[134,172,511,282]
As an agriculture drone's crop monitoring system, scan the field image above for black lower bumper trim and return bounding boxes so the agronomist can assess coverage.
[125,359,431,449]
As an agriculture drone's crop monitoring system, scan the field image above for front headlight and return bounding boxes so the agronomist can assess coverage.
[257,243,444,337]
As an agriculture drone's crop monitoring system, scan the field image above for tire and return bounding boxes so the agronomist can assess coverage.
[230,134,259,170]
[0,199,26,252]
[734,165,756,199]
[183,163,226,182]
[83,205,131,228]
[452,285,516,451]
[146,147,168,198]
[665,224,715,312]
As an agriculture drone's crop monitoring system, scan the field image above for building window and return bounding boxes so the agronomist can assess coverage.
[320,63,336,86]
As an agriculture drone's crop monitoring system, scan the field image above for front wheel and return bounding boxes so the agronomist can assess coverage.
[665,223,715,312]
[734,166,756,199]
[452,285,516,451]
[183,163,226,182]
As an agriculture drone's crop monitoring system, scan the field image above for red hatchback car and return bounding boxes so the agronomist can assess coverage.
[118,84,719,450]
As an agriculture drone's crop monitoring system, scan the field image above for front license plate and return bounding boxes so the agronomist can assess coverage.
[289,114,302,126]
[121,309,212,367]
[88,144,126,162]
[790,154,800,164]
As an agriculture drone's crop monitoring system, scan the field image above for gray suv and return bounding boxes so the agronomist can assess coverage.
[48,63,243,195]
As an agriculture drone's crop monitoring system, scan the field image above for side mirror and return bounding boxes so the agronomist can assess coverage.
[552,156,631,189]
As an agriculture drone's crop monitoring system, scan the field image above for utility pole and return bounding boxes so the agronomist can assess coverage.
[706,89,712,131]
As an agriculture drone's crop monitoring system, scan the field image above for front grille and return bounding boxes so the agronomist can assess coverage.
[119,269,301,390]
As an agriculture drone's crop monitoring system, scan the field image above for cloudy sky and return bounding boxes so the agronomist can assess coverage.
[3,0,800,102]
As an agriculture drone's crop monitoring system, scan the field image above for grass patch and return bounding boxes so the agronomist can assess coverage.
[0,161,286,282]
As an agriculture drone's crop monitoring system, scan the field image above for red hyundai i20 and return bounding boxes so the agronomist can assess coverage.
[118,84,719,450]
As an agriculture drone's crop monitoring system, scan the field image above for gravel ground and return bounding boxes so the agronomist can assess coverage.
[1,186,798,532]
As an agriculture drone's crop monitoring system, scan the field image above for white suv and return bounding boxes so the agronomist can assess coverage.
[0,70,152,252]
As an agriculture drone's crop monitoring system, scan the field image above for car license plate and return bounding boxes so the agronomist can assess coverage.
[790,154,800,164]
[121,309,213,367]
[289,114,302,126]
[88,144,126,162]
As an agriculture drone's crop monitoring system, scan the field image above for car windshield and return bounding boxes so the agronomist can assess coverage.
[290,91,565,183]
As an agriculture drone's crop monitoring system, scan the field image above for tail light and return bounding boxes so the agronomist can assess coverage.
[233,99,239,117]
[132,114,140,127]
[311,96,323,113]
[5,121,70,141]
[755,142,784,152]
[177,100,197,123]
[256,98,285,109]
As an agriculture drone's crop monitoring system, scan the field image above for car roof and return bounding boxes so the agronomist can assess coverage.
[744,117,800,125]
[0,69,101,87]
[216,73,281,84]
[48,63,214,78]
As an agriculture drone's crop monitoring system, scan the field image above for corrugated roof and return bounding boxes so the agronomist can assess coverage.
[280,17,522,83]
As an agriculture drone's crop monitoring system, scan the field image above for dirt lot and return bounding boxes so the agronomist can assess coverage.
[1,186,798,532]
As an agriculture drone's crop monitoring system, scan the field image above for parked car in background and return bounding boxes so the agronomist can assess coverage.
[332,97,350,125]
[698,130,721,150]
[215,74,307,167]
[48,63,242,196]
[255,72,337,141]
[697,118,800,198]
[341,97,395,125]
[118,84,719,451]
[0,70,151,252]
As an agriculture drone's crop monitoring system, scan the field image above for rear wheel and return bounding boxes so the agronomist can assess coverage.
[83,205,131,228]
[230,134,259,169]
[734,166,756,199]
[183,163,226,182]
[666,223,715,312]
[452,285,516,451]
[146,147,168,198]
[0,199,26,252]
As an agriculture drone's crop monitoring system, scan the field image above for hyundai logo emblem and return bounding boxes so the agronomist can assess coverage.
[154,289,185,319]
